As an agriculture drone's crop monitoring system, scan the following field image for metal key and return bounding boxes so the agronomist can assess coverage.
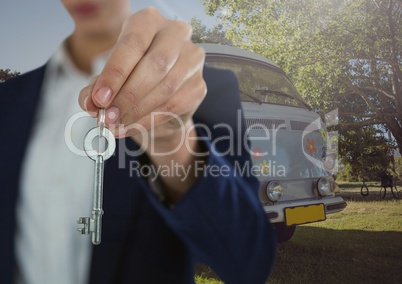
[77,109,116,245]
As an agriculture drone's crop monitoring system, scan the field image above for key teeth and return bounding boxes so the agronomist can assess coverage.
[77,217,91,235]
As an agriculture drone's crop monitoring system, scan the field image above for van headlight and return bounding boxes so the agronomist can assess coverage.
[316,177,332,196]
[266,181,283,202]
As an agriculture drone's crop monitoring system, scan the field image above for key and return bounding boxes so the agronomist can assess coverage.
[77,109,116,245]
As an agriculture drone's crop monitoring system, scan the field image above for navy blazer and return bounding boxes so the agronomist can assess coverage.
[0,65,276,284]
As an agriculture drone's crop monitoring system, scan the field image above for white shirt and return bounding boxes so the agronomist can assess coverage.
[15,43,108,284]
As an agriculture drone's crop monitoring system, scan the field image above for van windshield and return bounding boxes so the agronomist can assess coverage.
[205,56,309,109]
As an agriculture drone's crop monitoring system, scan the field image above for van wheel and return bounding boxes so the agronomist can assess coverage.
[273,222,296,243]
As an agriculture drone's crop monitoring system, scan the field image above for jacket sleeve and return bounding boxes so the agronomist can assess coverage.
[139,66,277,284]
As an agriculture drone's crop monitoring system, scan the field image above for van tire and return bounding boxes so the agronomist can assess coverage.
[273,222,296,243]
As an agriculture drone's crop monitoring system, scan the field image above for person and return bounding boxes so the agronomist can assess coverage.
[0,1,276,283]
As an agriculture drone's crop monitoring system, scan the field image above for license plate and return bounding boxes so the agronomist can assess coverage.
[284,204,326,226]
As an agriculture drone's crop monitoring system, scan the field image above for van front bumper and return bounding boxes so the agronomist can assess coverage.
[263,196,347,224]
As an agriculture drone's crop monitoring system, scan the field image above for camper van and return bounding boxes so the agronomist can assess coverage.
[201,44,347,242]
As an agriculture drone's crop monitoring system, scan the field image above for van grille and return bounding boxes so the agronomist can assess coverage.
[245,118,286,130]
[290,120,311,131]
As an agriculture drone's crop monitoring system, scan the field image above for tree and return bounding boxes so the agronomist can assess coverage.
[202,0,402,154]
[338,127,394,181]
[394,156,402,181]
[190,17,233,45]
[0,69,20,82]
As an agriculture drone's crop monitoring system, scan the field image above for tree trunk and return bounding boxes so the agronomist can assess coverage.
[386,116,402,156]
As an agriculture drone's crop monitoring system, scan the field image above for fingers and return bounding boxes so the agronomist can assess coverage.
[118,70,207,138]
[78,76,98,117]
[90,7,167,108]
[78,7,207,142]
[107,42,205,126]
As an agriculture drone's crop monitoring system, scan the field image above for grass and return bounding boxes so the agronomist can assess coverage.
[195,182,402,284]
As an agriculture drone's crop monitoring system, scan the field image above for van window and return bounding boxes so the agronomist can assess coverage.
[205,57,309,109]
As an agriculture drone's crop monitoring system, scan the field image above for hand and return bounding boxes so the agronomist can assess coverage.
[79,7,207,145]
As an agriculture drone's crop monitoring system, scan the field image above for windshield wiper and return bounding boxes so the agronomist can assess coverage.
[255,88,311,110]
[240,90,263,104]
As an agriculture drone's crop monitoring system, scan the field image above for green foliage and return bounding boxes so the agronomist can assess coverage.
[201,0,402,154]
[392,156,402,181]
[339,127,394,181]
[337,163,355,182]
[190,17,233,45]
[0,69,20,82]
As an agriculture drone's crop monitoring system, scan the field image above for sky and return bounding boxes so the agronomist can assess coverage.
[0,0,218,73]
